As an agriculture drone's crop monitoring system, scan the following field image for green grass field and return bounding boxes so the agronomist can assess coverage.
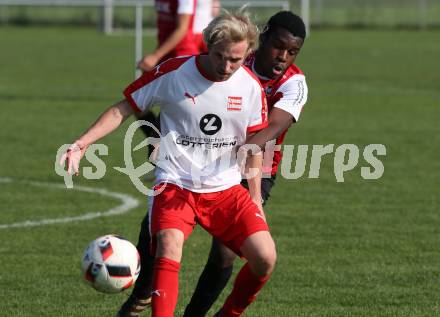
[0,26,439,316]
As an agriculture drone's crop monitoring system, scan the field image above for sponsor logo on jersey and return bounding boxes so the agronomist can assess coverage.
[176,135,238,149]
[227,96,242,111]
[176,138,237,149]
[199,114,222,135]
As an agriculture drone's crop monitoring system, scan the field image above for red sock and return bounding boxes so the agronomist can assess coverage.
[221,263,270,317]
[151,257,180,317]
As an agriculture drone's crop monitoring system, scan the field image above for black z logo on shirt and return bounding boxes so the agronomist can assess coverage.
[199,114,222,135]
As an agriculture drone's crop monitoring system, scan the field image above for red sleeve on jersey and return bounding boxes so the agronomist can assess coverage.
[241,65,268,133]
[123,56,193,112]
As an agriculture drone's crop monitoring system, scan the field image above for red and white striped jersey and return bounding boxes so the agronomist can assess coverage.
[124,56,268,192]
[244,53,308,176]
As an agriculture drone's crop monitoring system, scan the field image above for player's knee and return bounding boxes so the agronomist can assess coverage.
[251,247,277,277]
[155,229,184,262]
[241,232,277,276]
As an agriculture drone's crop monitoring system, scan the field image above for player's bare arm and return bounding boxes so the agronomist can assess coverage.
[246,107,295,150]
[76,99,134,146]
[60,99,134,175]
[138,14,192,71]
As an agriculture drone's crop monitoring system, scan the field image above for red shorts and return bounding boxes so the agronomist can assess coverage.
[150,183,269,255]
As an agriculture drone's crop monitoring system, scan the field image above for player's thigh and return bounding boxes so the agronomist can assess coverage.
[150,183,197,260]
[150,184,196,237]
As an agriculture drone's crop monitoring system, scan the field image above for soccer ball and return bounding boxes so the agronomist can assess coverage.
[81,234,140,294]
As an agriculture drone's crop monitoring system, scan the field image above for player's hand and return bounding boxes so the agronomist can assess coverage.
[137,54,160,72]
[59,141,87,176]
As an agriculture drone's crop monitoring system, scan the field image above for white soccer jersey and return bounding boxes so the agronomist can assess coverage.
[124,56,267,192]
[193,0,213,34]
[176,0,194,14]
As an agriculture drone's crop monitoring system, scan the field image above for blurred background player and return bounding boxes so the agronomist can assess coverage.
[183,10,308,317]
[136,0,199,160]
[193,0,221,53]
[138,0,197,71]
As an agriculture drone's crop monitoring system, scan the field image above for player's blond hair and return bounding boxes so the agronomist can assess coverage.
[203,9,258,52]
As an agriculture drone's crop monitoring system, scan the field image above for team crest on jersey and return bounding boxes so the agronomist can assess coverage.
[227,96,242,111]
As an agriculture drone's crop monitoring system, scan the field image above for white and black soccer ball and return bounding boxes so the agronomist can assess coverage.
[81,234,140,294]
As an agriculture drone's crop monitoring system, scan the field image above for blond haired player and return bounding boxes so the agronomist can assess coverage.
[61,11,276,317]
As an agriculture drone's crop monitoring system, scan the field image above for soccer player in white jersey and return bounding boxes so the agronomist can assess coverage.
[61,11,276,317]
[116,10,309,317]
